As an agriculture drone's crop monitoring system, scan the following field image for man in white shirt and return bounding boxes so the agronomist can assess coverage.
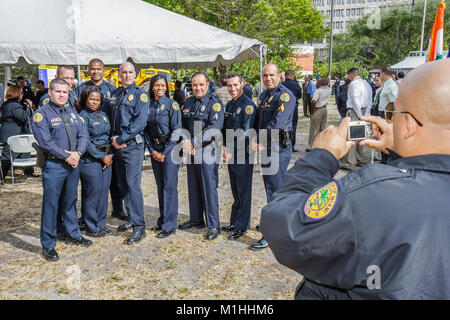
[307,79,331,150]
[378,66,398,118]
[341,68,372,170]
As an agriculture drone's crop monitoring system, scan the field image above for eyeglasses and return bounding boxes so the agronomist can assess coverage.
[385,110,423,127]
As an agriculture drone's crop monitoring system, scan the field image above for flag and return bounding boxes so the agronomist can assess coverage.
[426,1,446,62]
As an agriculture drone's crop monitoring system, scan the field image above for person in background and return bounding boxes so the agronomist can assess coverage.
[396,71,404,86]
[0,82,4,106]
[34,80,48,110]
[144,75,182,239]
[371,76,384,116]
[336,79,351,119]
[173,80,186,108]
[252,81,266,102]
[306,79,331,152]
[242,76,253,100]
[0,85,36,179]
[214,76,232,107]
[77,86,113,238]
[17,76,35,106]
[301,76,309,117]
[378,66,398,119]
[282,70,302,152]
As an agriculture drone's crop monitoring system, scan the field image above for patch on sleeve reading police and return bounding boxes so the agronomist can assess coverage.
[33,113,43,123]
[280,93,290,102]
[304,182,339,220]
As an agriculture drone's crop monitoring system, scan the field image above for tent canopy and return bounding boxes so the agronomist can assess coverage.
[0,0,264,68]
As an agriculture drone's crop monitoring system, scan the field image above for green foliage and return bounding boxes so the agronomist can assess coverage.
[338,0,450,66]
[314,59,369,79]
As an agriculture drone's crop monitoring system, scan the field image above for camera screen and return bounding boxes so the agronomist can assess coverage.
[350,125,366,139]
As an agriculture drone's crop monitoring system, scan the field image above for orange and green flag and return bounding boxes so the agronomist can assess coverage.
[426,1,446,61]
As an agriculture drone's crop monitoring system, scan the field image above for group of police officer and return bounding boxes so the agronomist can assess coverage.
[31,59,297,262]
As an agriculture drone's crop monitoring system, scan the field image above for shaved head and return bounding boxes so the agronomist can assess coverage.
[397,59,450,128]
[263,63,280,75]
[262,63,281,90]
[119,61,135,73]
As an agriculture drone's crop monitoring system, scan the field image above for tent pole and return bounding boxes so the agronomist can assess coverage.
[4,66,11,87]
[260,44,263,95]
[77,65,81,84]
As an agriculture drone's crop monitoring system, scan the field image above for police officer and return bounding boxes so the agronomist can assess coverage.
[75,58,126,222]
[31,78,91,262]
[261,59,450,299]
[39,66,77,109]
[282,70,302,152]
[221,73,256,240]
[250,63,295,251]
[104,62,149,245]
[178,72,224,241]
[144,75,182,239]
[78,86,113,237]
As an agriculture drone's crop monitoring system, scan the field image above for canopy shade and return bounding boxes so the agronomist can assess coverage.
[0,0,264,68]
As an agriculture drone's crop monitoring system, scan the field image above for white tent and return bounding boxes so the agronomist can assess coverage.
[0,0,264,69]
[391,51,449,75]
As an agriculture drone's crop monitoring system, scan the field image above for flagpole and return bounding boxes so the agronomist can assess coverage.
[420,0,428,54]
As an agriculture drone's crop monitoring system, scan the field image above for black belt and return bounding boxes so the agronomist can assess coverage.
[151,136,168,145]
[95,143,110,153]
[201,140,213,148]
[47,154,65,162]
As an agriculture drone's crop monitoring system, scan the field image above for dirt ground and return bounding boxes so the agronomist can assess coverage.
[0,105,346,300]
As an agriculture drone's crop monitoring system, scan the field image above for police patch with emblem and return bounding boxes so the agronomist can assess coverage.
[304,182,339,220]
[33,113,43,123]
[43,98,50,105]
[172,102,179,111]
[245,105,254,115]
[280,93,290,102]
[201,105,206,112]
[213,103,221,112]
[236,108,241,115]
[128,94,134,102]
[140,93,148,103]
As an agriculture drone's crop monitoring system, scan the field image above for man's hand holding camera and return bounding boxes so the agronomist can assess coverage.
[360,116,394,154]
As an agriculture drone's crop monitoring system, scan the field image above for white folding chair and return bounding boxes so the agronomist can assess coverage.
[7,134,37,190]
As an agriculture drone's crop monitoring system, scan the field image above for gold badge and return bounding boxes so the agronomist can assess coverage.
[43,98,50,105]
[128,94,134,102]
[213,103,221,112]
[304,182,339,220]
[140,93,148,103]
[79,116,85,124]
[103,116,108,123]
[245,105,254,115]
[280,93,290,102]
[172,102,180,111]
[33,113,43,123]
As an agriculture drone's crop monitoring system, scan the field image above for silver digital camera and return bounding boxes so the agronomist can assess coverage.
[348,121,373,141]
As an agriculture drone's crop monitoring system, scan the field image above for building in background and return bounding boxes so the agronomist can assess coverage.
[292,45,315,76]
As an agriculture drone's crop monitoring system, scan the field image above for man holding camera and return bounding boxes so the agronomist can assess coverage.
[260,59,450,299]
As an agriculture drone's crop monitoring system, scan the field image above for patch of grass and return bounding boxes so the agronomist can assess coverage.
[110,275,122,281]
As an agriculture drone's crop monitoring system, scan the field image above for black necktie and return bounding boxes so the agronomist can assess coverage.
[112,88,126,135]
[61,108,76,151]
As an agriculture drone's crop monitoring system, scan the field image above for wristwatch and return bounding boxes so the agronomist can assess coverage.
[77,151,83,157]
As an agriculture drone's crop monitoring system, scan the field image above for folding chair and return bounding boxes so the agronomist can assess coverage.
[6,134,37,190]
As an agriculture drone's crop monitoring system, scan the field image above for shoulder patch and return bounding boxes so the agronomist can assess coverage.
[33,113,43,123]
[245,105,254,115]
[128,94,134,102]
[172,102,179,111]
[304,182,339,220]
[280,93,290,102]
[43,98,50,105]
[140,93,148,103]
[213,103,221,112]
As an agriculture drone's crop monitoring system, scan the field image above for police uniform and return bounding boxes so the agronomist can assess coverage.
[144,95,182,233]
[181,91,224,230]
[223,93,256,233]
[39,91,77,108]
[262,149,450,299]
[78,108,112,234]
[282,78,302,150]
[104,83,149,233]
[74,80,116,102]
[31,101,88,250]
[255,83,295,202]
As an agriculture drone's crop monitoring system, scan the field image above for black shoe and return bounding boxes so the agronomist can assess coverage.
[250,238,268,251]
[205,228,220,241]
[57,232,68,241]
[178,221,205,230]
[78,219,86,231]
[151,225,162,231]
[125,230,146,245]
[42,248,59,262]
[221,224,235,232]
[86,228,112,238]
[293,148,299,152]
[67,236,93,247]
[228,230,247,241]
[117,222,133,232]
[255,225,260,231]
[112,210,130,221]
[305,147,312,153]
[156,230,176,239]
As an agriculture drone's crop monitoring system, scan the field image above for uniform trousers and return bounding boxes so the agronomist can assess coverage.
[80,158,112,233]
[114,142,145,232]
[228,162,253,231]
[41,159,81,249]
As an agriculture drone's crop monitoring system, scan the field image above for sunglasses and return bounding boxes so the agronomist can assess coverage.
[385,110,423,127]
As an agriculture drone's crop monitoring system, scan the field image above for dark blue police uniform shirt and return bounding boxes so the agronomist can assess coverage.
[104,83,149,146]
[31,101,88,160]
[262,149,450,299]
[39,91,77,108]
[282,78,302,100]
[255,83,295,131]
[223,93,256,147]
[144,95,182,156]
[79,109,111,160]
[181,90,224,147]
[74,80,116,103]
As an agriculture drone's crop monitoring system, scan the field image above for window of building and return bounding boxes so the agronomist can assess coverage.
[352,8,355,15]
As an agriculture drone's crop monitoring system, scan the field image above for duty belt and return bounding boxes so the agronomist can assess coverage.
[95,143,110,153]
[151,136,168,145]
